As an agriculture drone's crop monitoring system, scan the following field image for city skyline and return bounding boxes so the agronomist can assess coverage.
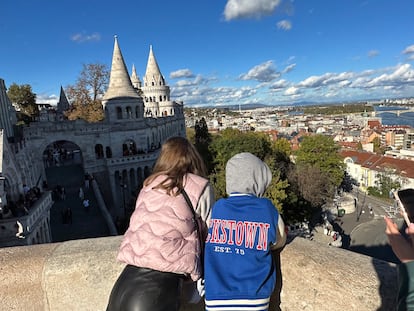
[1,0,414,107]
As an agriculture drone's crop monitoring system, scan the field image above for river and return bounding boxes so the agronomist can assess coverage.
[374,106,414,127]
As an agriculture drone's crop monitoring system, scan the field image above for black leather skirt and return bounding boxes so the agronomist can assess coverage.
[106,265,184,311]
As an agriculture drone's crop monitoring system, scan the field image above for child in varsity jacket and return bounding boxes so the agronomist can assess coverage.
[204,152,287,311]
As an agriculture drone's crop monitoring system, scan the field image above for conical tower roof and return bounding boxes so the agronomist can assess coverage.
[130,64,142,88]
[0,78,17,139]
[144,45,165,86]
[103,36,139,100]
[57,86,70,113]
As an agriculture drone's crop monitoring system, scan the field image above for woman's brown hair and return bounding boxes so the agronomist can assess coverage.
[143,136,207,195]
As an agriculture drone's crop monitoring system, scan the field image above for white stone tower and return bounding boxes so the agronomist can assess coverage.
[141,45,175,118]
[102,36,144,123]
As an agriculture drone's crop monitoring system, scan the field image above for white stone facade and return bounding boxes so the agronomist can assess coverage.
[0,36,186,246]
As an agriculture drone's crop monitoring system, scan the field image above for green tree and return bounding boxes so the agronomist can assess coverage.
[186,127,195,144]
[293,165,331,208]
[7,83,38,124]
[209,129,281,202]
[264,160,289,211]
[270,137,292,177]
[372,137,385,154]
[273,138,291,158]
[194,117,214,173]
[295,135,345,187]
[289,135,345,213]
[368,169,401,198]
[282,165,325,223]
[65,63,109,122]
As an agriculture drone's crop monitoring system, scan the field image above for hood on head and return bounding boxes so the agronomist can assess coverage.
[225,152,272,197]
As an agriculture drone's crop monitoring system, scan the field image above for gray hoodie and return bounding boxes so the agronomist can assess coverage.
[225,152,272,197]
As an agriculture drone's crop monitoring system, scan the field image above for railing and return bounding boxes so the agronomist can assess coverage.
[0,236,398,311]
[0,192,53,247]
[106,151,159,165]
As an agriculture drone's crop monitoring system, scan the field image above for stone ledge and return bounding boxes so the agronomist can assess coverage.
[0,236,398,310]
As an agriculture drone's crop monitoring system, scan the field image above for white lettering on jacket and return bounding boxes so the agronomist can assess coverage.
[206,219,270,251]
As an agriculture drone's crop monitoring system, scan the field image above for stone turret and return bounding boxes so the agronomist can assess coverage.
[56,86,70,117]
[143,45,165,87]
[130,64,142,89]
[103,36,140,102]
[0,79,17,139]
[102,36,144,122]
[141,46,175,118]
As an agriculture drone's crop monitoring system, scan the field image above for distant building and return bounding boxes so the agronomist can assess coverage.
[342,150,414,190]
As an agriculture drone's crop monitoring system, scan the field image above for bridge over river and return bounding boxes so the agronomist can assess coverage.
[373,106,414,116]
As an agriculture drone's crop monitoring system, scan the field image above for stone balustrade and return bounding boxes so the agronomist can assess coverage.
[0,192,53,247]
[0,235,398,311]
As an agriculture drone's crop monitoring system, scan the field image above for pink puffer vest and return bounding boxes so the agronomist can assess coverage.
[117,173,208,281]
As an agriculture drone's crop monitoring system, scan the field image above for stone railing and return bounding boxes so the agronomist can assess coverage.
[0,191,53,247]
[0,236,398,311]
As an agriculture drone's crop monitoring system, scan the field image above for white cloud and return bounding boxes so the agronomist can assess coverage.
[70,33,101,43]
[365,63,414,88]
[402,45,414,54]
[298,72,354,88]
[174,74,210,87]
[224,0,282,20]
[281,63,296,74]
[277,20,292,31]
[239,60,280,82]
[170,69,194,79]
[37,93,58,105]
[284,86,299,96]
[171,59,414,107]
[367,50,379,58]
[269,79,288,90]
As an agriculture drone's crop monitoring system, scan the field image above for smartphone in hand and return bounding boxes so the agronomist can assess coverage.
[394,188,414,227]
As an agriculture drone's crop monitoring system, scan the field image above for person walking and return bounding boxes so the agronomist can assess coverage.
[60,186,66,200]
[79,187,84,201]
[106,136,214,311]
[82,199,90,211]
[84,173,90,189]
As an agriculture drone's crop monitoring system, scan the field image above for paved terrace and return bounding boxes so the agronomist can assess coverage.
[0,235,398,311]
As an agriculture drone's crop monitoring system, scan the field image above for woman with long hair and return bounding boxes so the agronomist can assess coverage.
[106,136,214,311]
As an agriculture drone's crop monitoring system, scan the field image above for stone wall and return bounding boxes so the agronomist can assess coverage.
[0,236,398,311]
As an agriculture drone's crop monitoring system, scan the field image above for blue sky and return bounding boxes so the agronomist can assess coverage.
[1,0,414,107]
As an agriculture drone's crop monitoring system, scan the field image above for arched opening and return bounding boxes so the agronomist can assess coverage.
[95,144,104,159]
[43,140,83,168]
[116,107,122,119]
[126,106,132,119]
[122,139,137,156]
[105,146,112,158]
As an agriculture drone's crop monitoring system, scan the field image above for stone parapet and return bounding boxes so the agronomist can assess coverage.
[0,236,398,311]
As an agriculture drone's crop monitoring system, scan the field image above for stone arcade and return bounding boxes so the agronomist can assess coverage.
[0,36,186,247]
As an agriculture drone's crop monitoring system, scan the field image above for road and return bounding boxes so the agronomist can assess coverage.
[331,189,402,263]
